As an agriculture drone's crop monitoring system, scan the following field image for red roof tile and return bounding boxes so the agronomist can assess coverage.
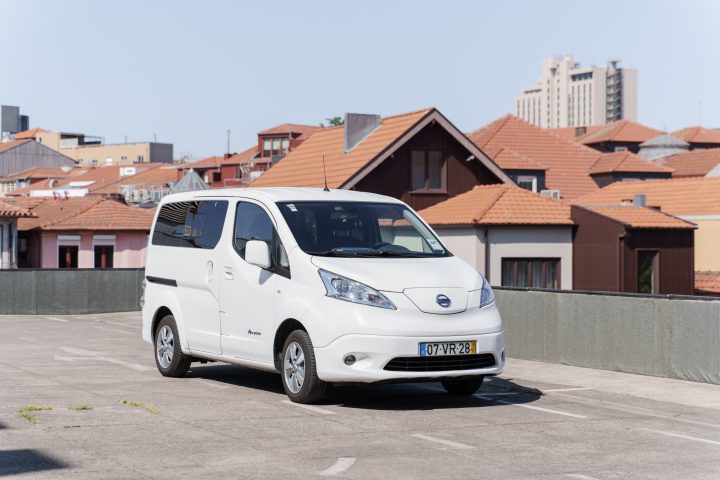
[13,128,49,140]
[572,177,720,216]
[696,271,720,294]
[258,123,321,140]
[548,125,605,141]
[0,139,33,154]
[589,151,673,175]
[661,148,720,178]
[578,205,695,229]
[672,127,720,145]
[418,184,572,226]
[181,146,260,170]
[1,167,74,181]
[575,120,663,144]
[0,202,35,218]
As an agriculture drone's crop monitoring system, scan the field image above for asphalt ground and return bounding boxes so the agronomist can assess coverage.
[2,312,720,479]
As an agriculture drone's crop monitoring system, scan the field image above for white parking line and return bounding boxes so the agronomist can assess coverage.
[281,400,335,415]
[319,457,356,476]
[58,346,153,371]
[45,316,68,323]
[412,433,474,450]
[639,428,720,447]
[544,387,593,393]
[476,395,588,419]
[94,325,135,336]
[565,474,601,480]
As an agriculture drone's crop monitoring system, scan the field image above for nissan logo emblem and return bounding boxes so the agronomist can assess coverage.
[436,294,452,308]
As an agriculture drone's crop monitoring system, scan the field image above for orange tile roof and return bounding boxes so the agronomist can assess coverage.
[468,115,603,199]
[258,123,321,140]
[589,151,673,175]
[661,149,720,178]
[418,184,572,226]
[251,109,433,188]
[0,139,33,154]
[3,197,153,231]
[578,205,695,229]
[13,128,49,140]
[1,166,74,181]
[672,126,720,145]
[181,146,260,170]
[485,147,547,170]
[575,120,663,145]
[572,177,720,216]
[93,166,179,194]
[695,271,720,294]
[548,125,605,141]
[0,202,35,218]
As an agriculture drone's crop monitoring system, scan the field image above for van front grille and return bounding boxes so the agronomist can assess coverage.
[383,353,496,372]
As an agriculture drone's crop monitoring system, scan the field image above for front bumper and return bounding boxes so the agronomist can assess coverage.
[314,330,505,383]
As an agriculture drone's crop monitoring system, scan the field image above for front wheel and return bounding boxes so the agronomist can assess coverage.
[281,330,327,404]
[441,376,484,395]
[154,315,191,377]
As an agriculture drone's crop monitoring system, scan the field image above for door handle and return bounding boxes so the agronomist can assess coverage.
[223,267,234,280]
[206,261,214,283]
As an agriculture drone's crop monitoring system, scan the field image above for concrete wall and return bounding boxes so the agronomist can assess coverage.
[688,218,720,271]
[61,142,173,166]
[0,269,144,314]
[496,288,720,384]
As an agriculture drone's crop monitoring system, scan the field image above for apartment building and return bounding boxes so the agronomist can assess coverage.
[516,54,637,128]
[0,105,29,135]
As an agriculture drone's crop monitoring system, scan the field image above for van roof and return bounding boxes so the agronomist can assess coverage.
[158,187,404,205]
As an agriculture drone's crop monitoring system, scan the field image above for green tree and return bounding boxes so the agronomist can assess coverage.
[321,116,344,127]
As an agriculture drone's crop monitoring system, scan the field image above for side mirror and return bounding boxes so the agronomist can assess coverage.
[245,240,271,269]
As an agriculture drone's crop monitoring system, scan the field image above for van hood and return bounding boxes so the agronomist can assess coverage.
[310,255,484,293]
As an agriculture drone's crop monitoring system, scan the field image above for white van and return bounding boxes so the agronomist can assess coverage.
[142,188,505,403]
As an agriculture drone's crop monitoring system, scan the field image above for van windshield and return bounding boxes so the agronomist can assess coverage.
[276,201,450,258]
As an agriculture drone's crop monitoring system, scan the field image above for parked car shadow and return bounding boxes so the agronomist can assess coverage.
[185,364,541,410]
[0,449,68,476]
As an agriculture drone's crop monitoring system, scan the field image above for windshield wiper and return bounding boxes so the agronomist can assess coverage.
[310,247,382,257]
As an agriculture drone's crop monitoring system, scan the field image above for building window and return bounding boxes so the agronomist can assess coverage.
[212,171,222,183]
[517,175,538,192]
[120,156,128,163]
[91,159,98,166]
[637,250,659,294]
[137,155,144,162]
[411,150,445,192]
[262,137,290,158]
[94,245,114,268]
[502,258,560,289]
[58,246,79,268]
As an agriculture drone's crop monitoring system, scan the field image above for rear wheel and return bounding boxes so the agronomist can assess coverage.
[281,330,327,404]
[441,376,484,395]
[154,315,191,377]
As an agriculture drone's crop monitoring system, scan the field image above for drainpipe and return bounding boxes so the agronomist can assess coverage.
[617,232,626,292]
[484,227,491,281]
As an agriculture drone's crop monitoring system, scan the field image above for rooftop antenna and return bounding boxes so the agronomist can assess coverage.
[226,129,231,155]
[322,154,329,192]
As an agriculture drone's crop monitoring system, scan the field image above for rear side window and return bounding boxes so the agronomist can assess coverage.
[152,200,228,249]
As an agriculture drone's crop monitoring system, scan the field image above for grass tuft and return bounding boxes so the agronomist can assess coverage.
[19,412,38,424]
[67,403,93,411]
[119,399,160,414]
[20,405,53,412]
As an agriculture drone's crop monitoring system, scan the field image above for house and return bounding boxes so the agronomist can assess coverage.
[91,165,179,205]
[252,109,512,210]
[13,128,173,166]
[571,204,695,295]
[637,134,690,161]
[0,202,34,269]
[671,127,720,150]
[179,123,320,188]
[417,184,573,289]
[570,120,663,153]
[466,115,670,200]
[0,139,76,178]
[3,197,154,268]
[5,163,169,200]
[658,149,720,178]
[0,166,80,195]
[695,272,720,296]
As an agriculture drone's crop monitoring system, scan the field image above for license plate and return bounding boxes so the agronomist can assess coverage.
[419,341,476,357]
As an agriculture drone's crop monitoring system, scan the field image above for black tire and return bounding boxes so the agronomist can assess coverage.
[441,376,484,395]
[281,330,327,404]
[154,315,192,378]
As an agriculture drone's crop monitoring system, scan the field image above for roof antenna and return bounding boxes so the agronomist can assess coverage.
[322,154,329,191]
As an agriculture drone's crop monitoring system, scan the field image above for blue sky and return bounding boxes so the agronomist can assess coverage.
[1,0,718,159]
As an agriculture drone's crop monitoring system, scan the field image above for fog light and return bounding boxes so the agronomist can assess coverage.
[344,355,356,366]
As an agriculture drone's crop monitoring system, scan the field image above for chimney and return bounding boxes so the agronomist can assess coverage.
[633,194,646,207]
[344,113,381,152]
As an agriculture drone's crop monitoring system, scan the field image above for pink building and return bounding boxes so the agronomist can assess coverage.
[4,197,154,268]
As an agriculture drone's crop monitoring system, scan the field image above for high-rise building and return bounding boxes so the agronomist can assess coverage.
[516,54,637,128]
[1,105,29,135]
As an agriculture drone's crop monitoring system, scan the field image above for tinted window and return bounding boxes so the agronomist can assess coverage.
[233,202,274,259]
[152,200,228,249]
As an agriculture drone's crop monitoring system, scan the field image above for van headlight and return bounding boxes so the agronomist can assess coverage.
[480,277,495,308]
[318,269,396,310]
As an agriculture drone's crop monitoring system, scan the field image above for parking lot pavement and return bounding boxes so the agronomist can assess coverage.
[2,313,720,479]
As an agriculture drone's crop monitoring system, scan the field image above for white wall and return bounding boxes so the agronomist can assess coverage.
[434,226,573,289]
[0,218,14,269]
